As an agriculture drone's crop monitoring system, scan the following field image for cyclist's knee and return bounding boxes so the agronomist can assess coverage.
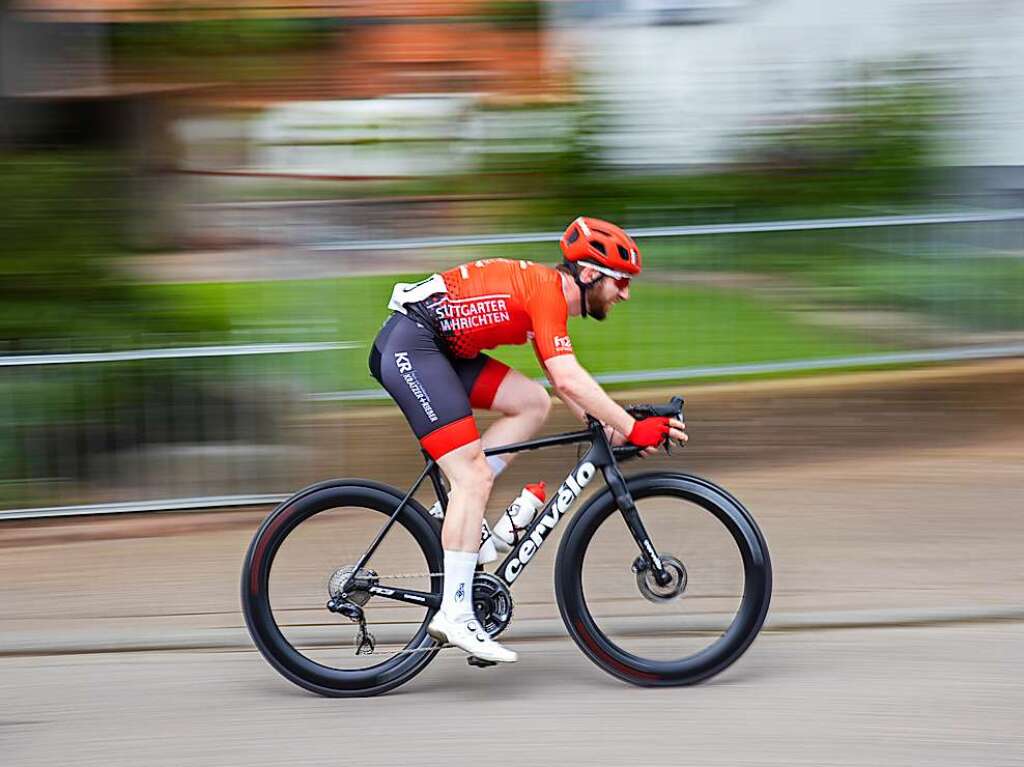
[447,451,494,499]
[465,454,495,497]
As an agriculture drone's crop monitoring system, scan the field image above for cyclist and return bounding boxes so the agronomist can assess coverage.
[369,216,687,663]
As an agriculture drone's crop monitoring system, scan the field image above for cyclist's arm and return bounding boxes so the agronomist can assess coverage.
[544,354,635,436]
[526,276,633,435]
[551,378,588,423]
[530,338,586,423]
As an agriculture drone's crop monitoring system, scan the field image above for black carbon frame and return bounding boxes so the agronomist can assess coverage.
[345,416,670,607]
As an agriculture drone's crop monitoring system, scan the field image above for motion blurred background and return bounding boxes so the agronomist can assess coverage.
[2,2,1023,764]
[2,0,1023,509]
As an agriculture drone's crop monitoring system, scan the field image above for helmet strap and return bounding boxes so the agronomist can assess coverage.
[565,261,603,320]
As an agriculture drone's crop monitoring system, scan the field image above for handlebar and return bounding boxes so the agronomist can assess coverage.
[625,395,685,422]
[610,396,686,462]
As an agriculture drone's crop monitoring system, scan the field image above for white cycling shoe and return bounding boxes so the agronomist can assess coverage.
[427,612,518,663]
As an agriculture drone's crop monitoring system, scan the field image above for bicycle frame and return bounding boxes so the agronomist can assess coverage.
[345,417,671,610]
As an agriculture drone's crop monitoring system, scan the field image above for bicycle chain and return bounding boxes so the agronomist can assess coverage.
[372,571,443,580]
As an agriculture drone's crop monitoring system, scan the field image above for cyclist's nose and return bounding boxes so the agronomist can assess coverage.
[619,285,630,301]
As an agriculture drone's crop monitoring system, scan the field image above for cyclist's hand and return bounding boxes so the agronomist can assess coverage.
[627,417,688,450]
[607,426,659,458]
[666,417,687,447]
[628,416,669,447]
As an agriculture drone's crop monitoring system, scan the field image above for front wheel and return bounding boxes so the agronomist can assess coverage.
[555,472,772,686]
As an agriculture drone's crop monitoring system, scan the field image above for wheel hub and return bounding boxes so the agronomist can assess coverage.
[472,572,514,638]
[634,554,688,603]
[328,565,378,606]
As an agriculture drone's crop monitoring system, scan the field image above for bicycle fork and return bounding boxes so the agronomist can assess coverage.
[603,464,673,587]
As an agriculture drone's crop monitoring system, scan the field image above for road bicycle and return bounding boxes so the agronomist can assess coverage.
[241,397,772,697]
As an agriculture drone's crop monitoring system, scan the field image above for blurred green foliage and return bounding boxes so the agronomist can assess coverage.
[0,151,228,349]
[641,232,1024,332]
[110,17,336,59]
[0,152,236,504]
[484,0,544,30]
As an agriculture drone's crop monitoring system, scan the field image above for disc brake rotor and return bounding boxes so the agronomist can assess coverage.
[636,555,688,603]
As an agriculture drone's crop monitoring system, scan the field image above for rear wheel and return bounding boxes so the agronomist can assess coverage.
[241,481,443,697]
[555,472,771,686]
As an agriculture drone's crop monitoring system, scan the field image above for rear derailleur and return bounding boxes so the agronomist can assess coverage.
[326,597,376,655]
[327,566,379,655]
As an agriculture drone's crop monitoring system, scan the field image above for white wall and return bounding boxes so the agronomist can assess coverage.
[554,0,1024,166]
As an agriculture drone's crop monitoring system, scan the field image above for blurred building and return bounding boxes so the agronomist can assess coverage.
[551,0,1024,173]
[5,0,561,104]
[2,1,567,244]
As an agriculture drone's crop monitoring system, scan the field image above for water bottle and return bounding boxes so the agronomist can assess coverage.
[478,520,498,564]
[492,483,546,552]
[428,496,540,564]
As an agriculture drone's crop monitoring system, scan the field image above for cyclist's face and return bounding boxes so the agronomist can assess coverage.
[588,275,630,321]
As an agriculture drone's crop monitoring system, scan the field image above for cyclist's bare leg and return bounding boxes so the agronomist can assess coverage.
[432,440,517,661]
[479,369,552,469]
[436,440,494,552]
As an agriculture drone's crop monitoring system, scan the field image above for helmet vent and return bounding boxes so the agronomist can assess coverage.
[617,245,630,260]
[592,228,612,237]
[589,240,606,255]
[566,228,580,245]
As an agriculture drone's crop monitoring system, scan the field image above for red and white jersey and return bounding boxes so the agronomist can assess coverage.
[389,259,575,362]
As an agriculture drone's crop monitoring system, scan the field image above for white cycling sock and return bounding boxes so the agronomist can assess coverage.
[441,549,478,622]
[486,455,508,477]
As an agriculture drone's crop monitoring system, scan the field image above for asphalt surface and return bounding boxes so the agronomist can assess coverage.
[3,624,1023,767]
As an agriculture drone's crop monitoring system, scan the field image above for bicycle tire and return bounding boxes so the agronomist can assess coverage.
[554,472,772,686]
[241,479,443,697]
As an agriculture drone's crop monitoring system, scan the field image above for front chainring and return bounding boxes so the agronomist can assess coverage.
[472,572,514,638]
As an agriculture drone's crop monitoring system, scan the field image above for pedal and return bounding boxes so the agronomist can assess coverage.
[467,655,497,669]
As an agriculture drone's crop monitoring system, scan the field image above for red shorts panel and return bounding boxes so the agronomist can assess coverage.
[420,416,480,460]
[469,358,511,410]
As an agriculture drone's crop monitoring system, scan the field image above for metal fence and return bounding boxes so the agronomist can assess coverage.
[2,210,1023,519]
[0,342,352,519]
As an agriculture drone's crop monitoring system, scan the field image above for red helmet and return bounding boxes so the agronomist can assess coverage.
[559,216,642,278]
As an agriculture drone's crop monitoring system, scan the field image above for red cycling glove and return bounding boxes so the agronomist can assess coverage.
[627,416,671,448]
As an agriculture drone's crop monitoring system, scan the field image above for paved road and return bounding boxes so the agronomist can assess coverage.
[3,624,1023,767]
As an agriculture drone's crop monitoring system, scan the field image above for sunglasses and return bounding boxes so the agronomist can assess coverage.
[613,277,631,289]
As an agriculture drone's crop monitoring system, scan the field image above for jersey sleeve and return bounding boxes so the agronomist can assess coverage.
[527,278,574,362]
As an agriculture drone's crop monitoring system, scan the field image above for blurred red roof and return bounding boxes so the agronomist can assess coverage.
[12,1,563,103]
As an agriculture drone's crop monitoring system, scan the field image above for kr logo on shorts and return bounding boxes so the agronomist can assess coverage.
[554,336,573,353]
